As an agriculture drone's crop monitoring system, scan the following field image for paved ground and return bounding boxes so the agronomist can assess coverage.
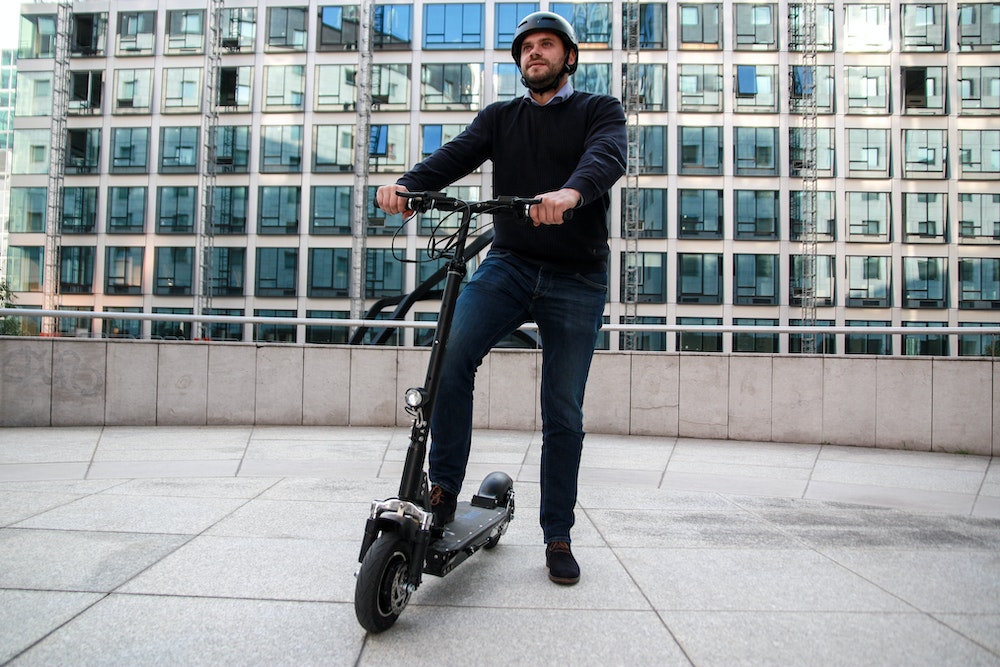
[0,425,998,666]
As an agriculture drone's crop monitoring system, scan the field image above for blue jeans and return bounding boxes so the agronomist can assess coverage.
[428,251,607,544]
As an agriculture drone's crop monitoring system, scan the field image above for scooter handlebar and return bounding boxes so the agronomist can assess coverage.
[398,191,573,222]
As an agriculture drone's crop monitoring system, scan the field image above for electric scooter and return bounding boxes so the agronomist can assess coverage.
[354,191,539,633]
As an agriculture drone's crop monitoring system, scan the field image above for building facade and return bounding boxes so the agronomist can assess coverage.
[4,0,1000,354]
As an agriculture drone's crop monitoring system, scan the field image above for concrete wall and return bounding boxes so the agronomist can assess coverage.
[1,337,996,456]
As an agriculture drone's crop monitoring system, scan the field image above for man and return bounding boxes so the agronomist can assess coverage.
[376,11,627,585]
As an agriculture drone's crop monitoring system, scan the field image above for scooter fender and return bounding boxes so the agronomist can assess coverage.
[357,511,420,563]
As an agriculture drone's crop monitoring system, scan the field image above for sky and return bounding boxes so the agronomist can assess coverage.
[1,4,20,49]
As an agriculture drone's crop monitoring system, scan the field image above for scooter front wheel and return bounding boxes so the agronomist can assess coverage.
[354,533,412,633]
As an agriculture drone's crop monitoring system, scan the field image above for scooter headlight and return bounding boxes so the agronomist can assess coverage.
[404,387,428,408]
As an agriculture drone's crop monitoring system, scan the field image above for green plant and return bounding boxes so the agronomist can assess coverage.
[0,280,20,335]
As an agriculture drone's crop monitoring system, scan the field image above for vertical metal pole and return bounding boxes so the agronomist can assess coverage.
[350,0,374,329]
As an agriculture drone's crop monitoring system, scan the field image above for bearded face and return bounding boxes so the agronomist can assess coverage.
[518,31,575,93]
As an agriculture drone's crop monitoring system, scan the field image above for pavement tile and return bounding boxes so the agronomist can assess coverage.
[587,508,803,548]
[804,480,978,515]
[0,590,103,664]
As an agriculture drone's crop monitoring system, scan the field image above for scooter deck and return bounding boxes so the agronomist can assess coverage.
[423,501,510,577]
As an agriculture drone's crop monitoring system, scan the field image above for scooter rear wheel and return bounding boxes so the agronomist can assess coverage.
[354,533,412,633]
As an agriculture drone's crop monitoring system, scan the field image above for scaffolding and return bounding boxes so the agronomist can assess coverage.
[195,0,224,339]
[350,0,374,326]
[620,0,642,351]
[793,0,820,353]
[41,0,72,335]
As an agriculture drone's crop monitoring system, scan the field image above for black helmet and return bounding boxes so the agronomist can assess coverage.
[510,11,578,75]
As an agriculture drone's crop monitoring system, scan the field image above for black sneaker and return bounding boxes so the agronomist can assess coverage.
[429,484,457,527]
[545,541,580,585]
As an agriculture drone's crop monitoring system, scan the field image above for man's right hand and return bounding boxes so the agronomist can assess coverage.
[375,184,414,218]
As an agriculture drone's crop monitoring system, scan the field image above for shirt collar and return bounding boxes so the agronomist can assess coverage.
[523,81,575,106]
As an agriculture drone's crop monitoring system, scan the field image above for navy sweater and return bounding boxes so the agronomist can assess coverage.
[397,91,628,274]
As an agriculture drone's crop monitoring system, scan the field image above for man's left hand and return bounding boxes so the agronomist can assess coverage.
[529,189,581,227]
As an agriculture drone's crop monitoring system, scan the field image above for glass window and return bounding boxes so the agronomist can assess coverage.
[267,7,307,50]
[314,125,355,172]
[311,186,353,234]
[789,127,835,177]
[679,189,723,238]
[154,247,194,296]
[493,62,526,101]
[678,64,722,112]
[733,318,779,352]
[638,126,668,174]
[575,63,611,95]
[678,253,722,304]
[61,187,98,233]
[734,126,778,176]
[734,254,778,304]
[69,71,103,114]
[847,128,891,178]
[258,186,301,234]
[110,127,148,174]
[903,257,948,308]
[735,190,778,238]
[958,193,1000,242]
[216,66,252,111]
[107,187,146,233]
[8,188,47,233]
[114,68,153,114]
[156,187,196,234]
[373,4,413,49]
[790,254,835,306]
[60,246,95,294]
[847,191,891,240]
[679,3,722,49]
[959,257,1000,307]
[846,66,889,114]
[212,187,248,234]
[621,316,667,352]
[306,310,350,345]
[318,5,360,50]
[264,65,305,110]
[679,126,722,174]
[151,308,192,341]
[213,126,251,173]
[159,126,200,173]
[18,14,57,59]
[204,308,245,341]
[208,248,246,296]
[846,255,891,306]
[421,63,481,109]
[624,64,666,110]
[260,125,303,172]
[637,3,668,49]
[903,129,947,178]
[844,3,891,51]
[789,320,837,354]
[621,252,667,303]
[105,247,144,295]
[902,322,949,356]
[901,3,947,51]
[734,65,777,113]
[902,66,947,115]
[12,129,50,174]
[101,308,141,339]
[846,320,892,355]
[219,7,256,52]
[551,3,612,46]
[372,64,410,109]
[256,248,299,297]
[421,124,465,157]
[71,12,107,57]
[957,2,1000,51]
[496,3,539,48]
[366,248,404,297]
[423,3,483,48]
[368,124,408,172]
[959,66,1000,114]
[622,188,667,238]
[734,3,777,50]
[788,3,834,51]
[316,64,357,110]
[65,128,101,174]
[6,247,44,292]
[117,11,155,55]
[163,68,202,113]
[903,192,947,241]
[789,65,834,114]
[166,10,204,53]
[255,310,297,343]
[959,130,1000,179]
[959,323,1000,356]
[677,316,723,352]
[308,248,351,297]
[15,72,52,116]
